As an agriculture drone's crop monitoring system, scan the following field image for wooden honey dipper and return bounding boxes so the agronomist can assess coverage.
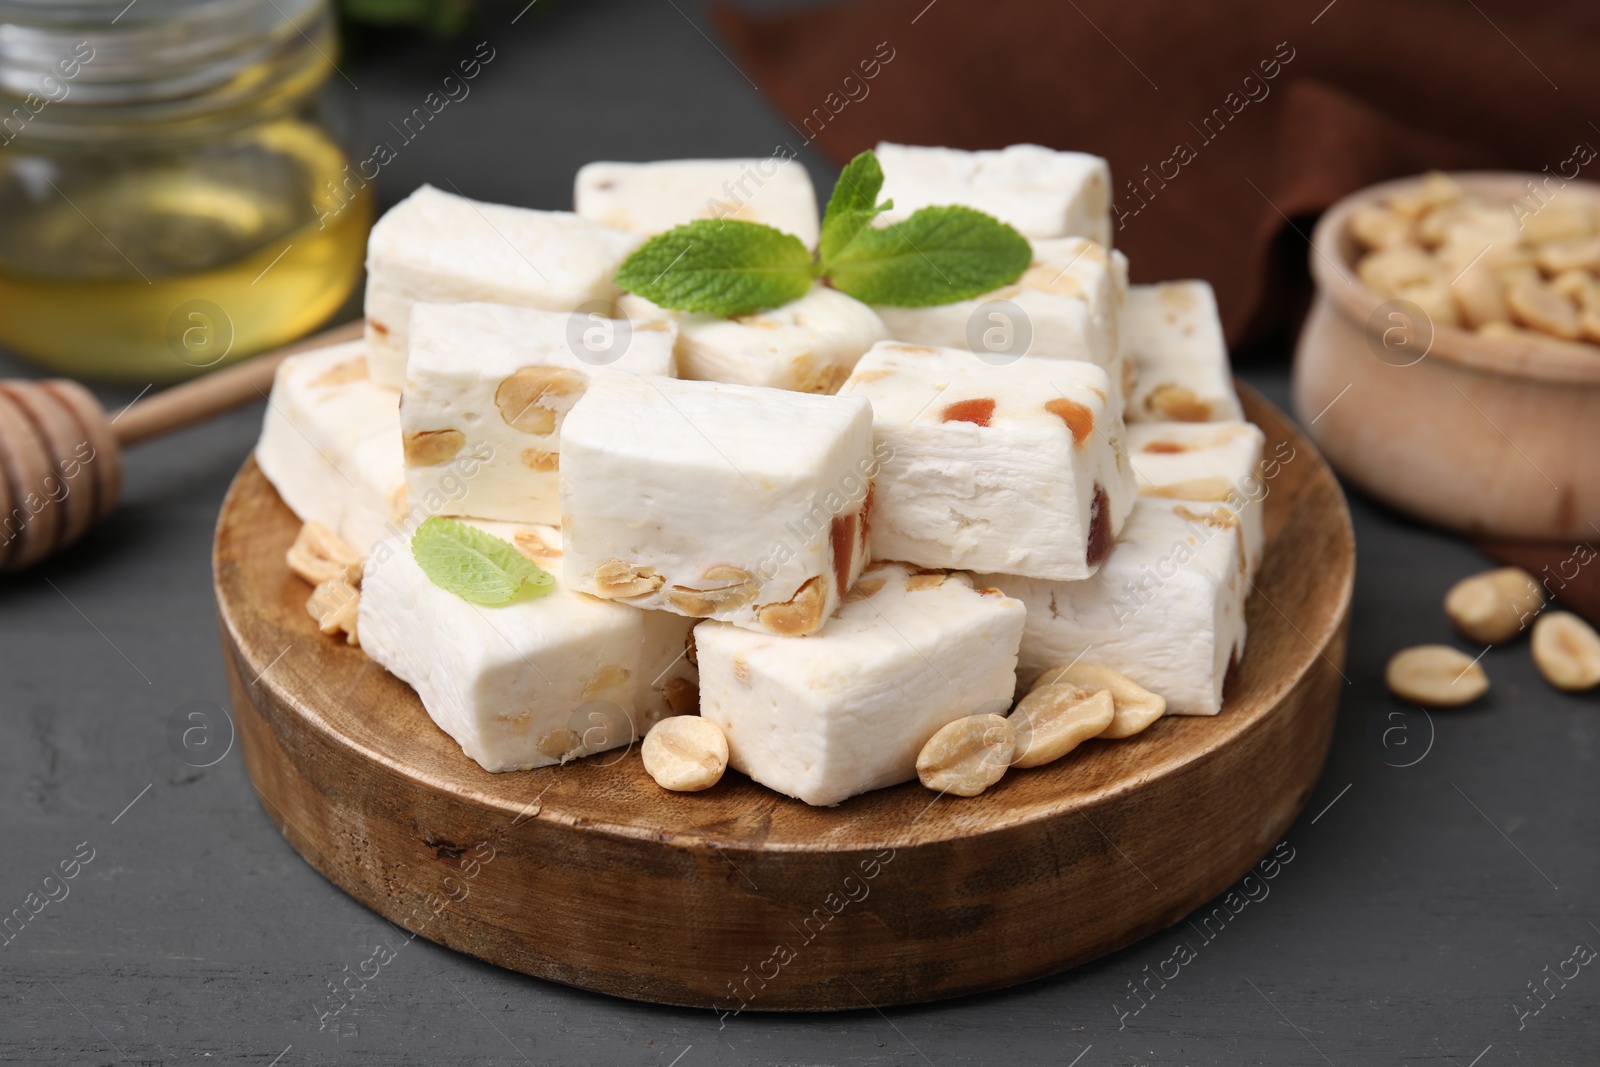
[0,320,364,573]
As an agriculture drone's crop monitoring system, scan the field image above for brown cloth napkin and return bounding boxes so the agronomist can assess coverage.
[714,0,1600,352]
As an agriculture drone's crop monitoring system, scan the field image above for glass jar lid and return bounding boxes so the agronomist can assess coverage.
[0,0,333,139]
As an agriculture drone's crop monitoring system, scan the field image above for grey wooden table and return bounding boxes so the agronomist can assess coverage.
[2,2,1595,1064]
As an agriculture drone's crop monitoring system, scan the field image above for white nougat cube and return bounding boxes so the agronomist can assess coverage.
[574,158,821,247]
[837,342,1136,581]
[873,238,1129,394]
[1125,281,1244,423]
[1127,421,1268,579]
[697,562,1026,806]
[400,302,678,526]
[983,498,1250,716]
[255,341,405,555]
[363,185,643,389]
[619,284,888,393]
[359,519,698,773]
[874,142,1113,245]
[560,372,875,636]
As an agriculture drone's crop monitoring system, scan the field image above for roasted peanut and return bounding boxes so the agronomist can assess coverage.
[287,521,360,585]
[593,559,664,598]
[1443,567,1543,644]
[641,715,728,792]
[1033,664,1166,738]
[916,714,1014,796]
[1385,645,1488,707]
[1008,684,1115,768]
[1506,280,1581,339]
[756,577,827,636]
[1530,611,1600,692]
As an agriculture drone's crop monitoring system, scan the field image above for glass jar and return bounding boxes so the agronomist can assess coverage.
[0,0,372,381]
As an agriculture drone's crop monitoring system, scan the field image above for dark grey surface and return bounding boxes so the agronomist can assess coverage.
[3,2,1597,1064]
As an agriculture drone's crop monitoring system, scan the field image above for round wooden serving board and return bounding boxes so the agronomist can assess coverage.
[214,383,1354,1012]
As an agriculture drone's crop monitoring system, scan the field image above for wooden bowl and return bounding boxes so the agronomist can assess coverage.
[1294,171,1600,540]
[213,384,1353,1011]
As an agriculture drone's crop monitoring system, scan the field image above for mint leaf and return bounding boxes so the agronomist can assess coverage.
[827,206,1032,307]
[614,220,815,317]
[819,150,892,265]
[411,517,555,605]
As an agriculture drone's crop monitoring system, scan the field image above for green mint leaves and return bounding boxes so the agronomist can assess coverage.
[826,205,1033,306]
[612,150,1031,317]
[411,517,555,605]
[818,149,892,263]
[613,220,816,317]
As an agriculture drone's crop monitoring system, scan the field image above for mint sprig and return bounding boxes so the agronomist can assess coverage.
[612,149,1031,317]
[411,517,555,605]
[613,220,816,316]
[818,149,893,264]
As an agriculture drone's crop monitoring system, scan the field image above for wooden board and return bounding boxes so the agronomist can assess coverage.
[214,383,1353,1012]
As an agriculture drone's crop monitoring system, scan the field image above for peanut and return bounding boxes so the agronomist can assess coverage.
[756,576,827,636]
[495,366,587,435]
[287,521,360,585]
[641,715,728,792]
[403,428,465,466]
[664,564,760,616]
[1530,611,1600,692]
[1520,201,1593,245]
[1008,684,1115,768]
[1145,383,1212,422]
[1506,280,1581,339]
[1385,645,1488,707]
[1348,204,1414,250]
[1357,245,1439,297]
[1450,264,1510,328]
[307,576,360,646]
[1033,664,1166,738]
[915,714,1014,796]
[1443,567,1544,644]
[593,559,664,599]
[1535,236,1600,274]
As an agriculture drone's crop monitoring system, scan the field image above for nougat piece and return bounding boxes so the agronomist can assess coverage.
[983,498,1250,716]
[359,519,698,772]
[618,284,887,393]
[363,185,642,388]
[559,373,875,636]
[574,158,821,247]
[1124,281,1244,423]
[255,340,405,555]
[697,563,1026,806]
[401,302,678,525]
[1127,421,1267,578]
[874,142,1113,245]
[837,342,1135,581]
[873,238,1129,391]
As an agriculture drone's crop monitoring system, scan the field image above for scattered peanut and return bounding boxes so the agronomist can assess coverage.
[1443,567,1544,644]
[1033,664,1166,738]
[307,576,360,646]
[1008,684,1115,768]
[916,714,1014,796]
[287,521,360,585]
[641,715,728,792]
[1385,645,1488,707]
[1530,611,1600,692]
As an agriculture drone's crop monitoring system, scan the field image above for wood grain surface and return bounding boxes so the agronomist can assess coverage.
[213,383,1353,1012]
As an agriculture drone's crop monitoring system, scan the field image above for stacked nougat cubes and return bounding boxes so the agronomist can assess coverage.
[255,144,1261,803]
